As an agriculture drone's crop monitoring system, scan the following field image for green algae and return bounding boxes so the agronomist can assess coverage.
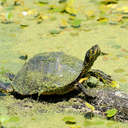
[0,0,128,127]
[0,95,127,128]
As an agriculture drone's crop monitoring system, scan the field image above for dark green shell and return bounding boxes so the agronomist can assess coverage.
[12,52,83,95]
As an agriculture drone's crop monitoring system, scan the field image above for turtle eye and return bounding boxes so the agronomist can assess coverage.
[83,45,101,65]
[91,44,101,57]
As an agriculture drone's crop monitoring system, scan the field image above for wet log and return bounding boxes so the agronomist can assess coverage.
[85,88,128,121]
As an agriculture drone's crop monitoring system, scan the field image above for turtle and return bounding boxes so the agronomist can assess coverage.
[0,44,114,96]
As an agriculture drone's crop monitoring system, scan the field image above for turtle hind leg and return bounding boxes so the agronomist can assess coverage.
[0,81,13,93]
[6,73,15,81]
[88,69,119,87]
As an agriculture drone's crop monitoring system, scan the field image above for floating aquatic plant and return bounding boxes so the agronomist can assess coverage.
[105,108,118,118]
[62,116,76,124]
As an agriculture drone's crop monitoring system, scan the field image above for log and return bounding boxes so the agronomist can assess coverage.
[85,87,128,121]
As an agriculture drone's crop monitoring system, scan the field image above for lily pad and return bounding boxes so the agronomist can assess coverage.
[105,108,118,118]
[49,5,65,13]
[49,29,61,34]
[38,0,49,4]
[65,0,77,15]
[63,116,76,124]
[59,0,67,3]
[20,24,29,28]
[71,19,82,28]
[97,17,108,23]
[100,0,118,5]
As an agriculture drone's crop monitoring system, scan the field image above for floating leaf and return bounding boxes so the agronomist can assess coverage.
[63,116,76,124]
[100,0,118,5]
[49,29,61,34]
[97,17,108,23]
[85,102,95,111]
[114,68,125,73]
[71,19,82,28]
[59,0,67,3]
[105,108,118,117]
[38,0,49,4]
[14,0,24,6]
[65,0,77,15]
[49,4,65,13]
[20,24,29,28]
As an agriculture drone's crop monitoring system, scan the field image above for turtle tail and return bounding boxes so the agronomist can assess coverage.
[0,81,13,93]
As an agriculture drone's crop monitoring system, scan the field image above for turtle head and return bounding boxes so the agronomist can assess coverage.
[0,81,13,93]
[83,44,101,67]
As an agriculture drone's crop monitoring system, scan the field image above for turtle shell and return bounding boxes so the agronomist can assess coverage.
[12,52,83,95]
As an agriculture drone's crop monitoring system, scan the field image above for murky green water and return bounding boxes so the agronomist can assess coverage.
[0,0,128,127]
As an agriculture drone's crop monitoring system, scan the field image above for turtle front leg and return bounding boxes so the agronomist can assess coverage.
[88,69,119,87]
[77,82,88,95]
[77,75,90,95]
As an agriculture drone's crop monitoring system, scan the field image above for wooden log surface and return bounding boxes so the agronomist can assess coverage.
[85,87,128,121]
